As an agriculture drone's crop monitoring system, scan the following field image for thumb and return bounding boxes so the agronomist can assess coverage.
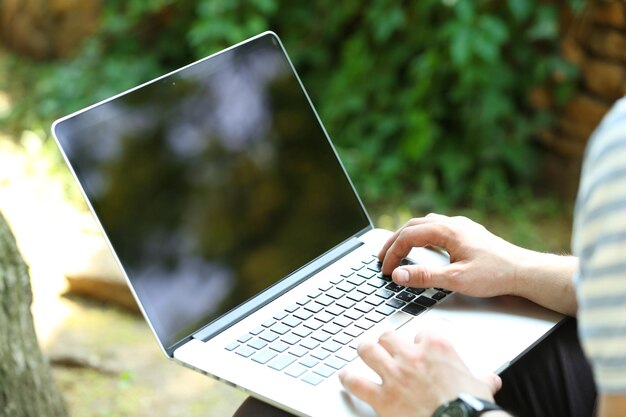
[391,264,452,289]
[479,373,503,395]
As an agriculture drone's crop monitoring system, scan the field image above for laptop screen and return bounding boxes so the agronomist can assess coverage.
[53,33,371,350]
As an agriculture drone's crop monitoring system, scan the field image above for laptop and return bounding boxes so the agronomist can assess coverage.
[52,31,563,417]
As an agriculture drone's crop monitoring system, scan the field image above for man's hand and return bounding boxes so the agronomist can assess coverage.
[378,213,579,316]
[338,331,503,417]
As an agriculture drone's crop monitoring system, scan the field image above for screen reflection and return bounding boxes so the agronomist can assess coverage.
[55,34,370,349]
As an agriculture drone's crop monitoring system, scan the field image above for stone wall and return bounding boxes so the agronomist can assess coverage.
[539,0,626,199]
[0,0,101,59]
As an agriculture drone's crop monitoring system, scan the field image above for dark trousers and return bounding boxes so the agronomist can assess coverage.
[232,318,597,417]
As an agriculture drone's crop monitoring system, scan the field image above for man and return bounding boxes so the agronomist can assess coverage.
[234,98,626,416]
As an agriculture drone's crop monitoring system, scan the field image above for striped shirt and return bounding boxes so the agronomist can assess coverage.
[573,96,626,394]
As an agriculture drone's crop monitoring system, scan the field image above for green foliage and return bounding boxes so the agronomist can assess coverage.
[1,0,580,214]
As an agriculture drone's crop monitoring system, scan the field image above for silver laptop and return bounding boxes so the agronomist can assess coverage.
[52,31,563,417]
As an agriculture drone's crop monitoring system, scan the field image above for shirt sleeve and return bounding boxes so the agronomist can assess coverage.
[572,96,626,394]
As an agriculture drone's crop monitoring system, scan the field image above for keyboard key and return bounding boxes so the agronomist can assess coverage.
[315,295,335,306]
[250,326,265,335]
[282,334,301,345]
[268,354,297,371]
[336,347,359,362]
[273,311,288,320]
[311,330,331,342]
[297,297,311,306]
[310,348,331,361]
[386,298,406,309]
[300,356,320,368]
[344,309,363,321]
[357,270,376,279]
[271,323,291,335]
[432,291,448,300]
[326,305,346,316]
[365,295,384,306]
[336,281,356,292]
[357,285,376,295]
[251,349,277,364]
[385,282,404,292]
[235,345,256,358]
[248,338,268,350]
[225,342,240,351]
[367,278,387,288]
[362,257,376,265]
[375,288,394,299]
[351,264,364,272]
[333,333,353,345]
[396,291,416,302]
[285,363,308,378]
[402,302,426,316]
[293,327,313,338]
[262,319,276,328]
[340,270,354,278]
[347,276,365,286]
[302,372,325,385]
[333,316,352,327]
[294,310,314,321]
[322,323,342,335]
[304,302,324,313]
[300,338,321,350]
[259,330,279,343]
[325,356,348,370]
[355,302,374,313]
[270,341,290,353]
[365,311,385,323]
[303,318,323,330]
[406,287,426,296]
[315,311,335,323]
[285,304,300,313]
[344,325,364,338]
[282,316,302,328]
[354,318,375,330]
[329,276,343,285]
[238,334,253,343]
[326,288,345,299]
[376,304,396,316]
[336,298,356,309]
[314,364,336,378]
[415,295,437,308]
[319,282,333,291]
[308,289,322,299]
[347,291,366,302]
[289,346,309,357]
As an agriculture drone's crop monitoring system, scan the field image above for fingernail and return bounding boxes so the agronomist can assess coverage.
[395,268,409,284]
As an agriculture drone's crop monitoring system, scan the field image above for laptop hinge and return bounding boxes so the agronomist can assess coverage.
[189,236,364,343]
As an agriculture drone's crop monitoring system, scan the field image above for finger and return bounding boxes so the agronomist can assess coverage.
[392,263,460,289]
[377,215,445,262]
[377,331,407,357]
[338,370,381,407]
[480,373,503,395]
[381,223,455,276]
[357,341,394,379]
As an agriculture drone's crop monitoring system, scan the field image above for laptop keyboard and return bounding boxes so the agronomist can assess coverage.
[224,254,451,385]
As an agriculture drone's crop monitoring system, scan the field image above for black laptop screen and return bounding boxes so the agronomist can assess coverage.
[54,34,371,350]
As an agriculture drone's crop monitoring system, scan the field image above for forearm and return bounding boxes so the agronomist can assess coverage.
[510,249,578,316]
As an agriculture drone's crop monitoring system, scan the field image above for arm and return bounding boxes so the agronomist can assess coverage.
[378,213,578,316]
[598,395,626,417]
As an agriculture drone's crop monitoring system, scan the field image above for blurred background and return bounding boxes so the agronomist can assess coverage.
[1,0,625,416]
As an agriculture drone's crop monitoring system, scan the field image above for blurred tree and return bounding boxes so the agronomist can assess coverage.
[0,0,101,59]
[0,212,67,417]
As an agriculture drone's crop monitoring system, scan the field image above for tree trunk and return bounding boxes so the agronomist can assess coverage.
[0,0,101,59]
[0,211,68,417]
